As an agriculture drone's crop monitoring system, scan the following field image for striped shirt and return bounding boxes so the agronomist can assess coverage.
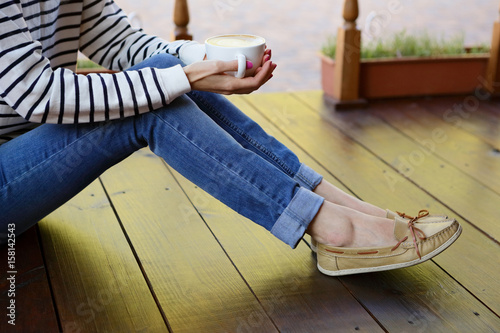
[0,0,205,137]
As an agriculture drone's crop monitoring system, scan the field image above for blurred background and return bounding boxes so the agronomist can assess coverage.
[117,0,498,92]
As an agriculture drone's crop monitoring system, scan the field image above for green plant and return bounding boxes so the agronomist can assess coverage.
[321,35,337,60]
[76,58,104,69]
[322,30,490,60]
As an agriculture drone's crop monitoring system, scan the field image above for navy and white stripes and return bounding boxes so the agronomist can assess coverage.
[0,0,204,135]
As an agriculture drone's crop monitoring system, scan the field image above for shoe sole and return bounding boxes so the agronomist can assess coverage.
[317,223,462,276]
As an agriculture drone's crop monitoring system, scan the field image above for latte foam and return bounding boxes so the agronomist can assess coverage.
[207,35,264,48]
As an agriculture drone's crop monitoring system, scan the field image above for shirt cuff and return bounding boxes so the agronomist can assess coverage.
[179,43,206,65]
[156,64,191,103]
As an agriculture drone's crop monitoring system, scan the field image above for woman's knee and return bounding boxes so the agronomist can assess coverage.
[128,53,184,71]
[147,53,184,69]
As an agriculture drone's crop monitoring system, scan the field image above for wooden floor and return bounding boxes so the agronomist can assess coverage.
[2,91,500,332]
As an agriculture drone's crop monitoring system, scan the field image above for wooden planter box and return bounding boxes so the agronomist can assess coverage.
[320,53,489,100]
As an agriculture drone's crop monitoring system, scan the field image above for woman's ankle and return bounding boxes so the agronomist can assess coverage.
[306,201,397,248]
[313,180,386,217]
[306,202,355,247]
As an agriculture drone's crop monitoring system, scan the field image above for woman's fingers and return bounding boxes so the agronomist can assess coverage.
[184,56,276,95]
[262,49,272,63]
[231,60,276,93]
[255,49,273,76]
[184,59,237,86]
[211,59,239,75]
[255,48,272,76]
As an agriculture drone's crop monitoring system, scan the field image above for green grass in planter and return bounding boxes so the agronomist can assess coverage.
[322,35,337,60]
[322,30,490,60]
[76,59,104,70]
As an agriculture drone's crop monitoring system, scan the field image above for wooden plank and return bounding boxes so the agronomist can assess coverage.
[294,93,500,242]
[38,180,167,332]
[169,168,384,333]
[371,100,500,196]
[243,91,500,328]
[99,149,278,333]
[0,227,59,332]
[338,264,500,333]
[167,95,385,332]
[292,91,500,308]
[421,98,500,148]
[473,101,500,152]
[485,100,500,115]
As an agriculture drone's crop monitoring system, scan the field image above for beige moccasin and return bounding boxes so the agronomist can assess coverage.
[315,210,461,276]
[310,209,450,253]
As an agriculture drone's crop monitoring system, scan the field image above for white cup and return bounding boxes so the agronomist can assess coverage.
[205,34,266,78]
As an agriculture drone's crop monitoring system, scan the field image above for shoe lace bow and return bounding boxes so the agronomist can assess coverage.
[391,210,429,259]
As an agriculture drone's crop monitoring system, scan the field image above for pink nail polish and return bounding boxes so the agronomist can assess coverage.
[246,61,253,69]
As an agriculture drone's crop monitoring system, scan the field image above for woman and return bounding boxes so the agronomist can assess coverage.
[0,0,461,276]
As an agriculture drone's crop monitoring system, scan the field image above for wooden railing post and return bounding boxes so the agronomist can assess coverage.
[332,0,361,102]
[171,0,192,40]
[486,2,500,93]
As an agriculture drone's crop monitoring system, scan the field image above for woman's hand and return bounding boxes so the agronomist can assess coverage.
[183,49,276,95]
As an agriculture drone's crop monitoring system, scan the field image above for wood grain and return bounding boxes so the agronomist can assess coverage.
[170,169,384,333]
[168,95,385,332]
[420,98,500,148]
[244,91,500,326]
[38,181,167,332]
[0,227,59,333]
[14,91,500,332]
[295,93,500,241]
[372,100,500,196]
[99,149,278,333]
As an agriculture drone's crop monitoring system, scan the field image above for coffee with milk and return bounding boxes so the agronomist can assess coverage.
[205,34,266,78]
[206,35,265,48]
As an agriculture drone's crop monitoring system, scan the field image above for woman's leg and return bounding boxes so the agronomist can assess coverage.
[0,54,459,276]
[138,53,385,217]
[0,120,141,242]
[187,90,319,187]
[128,54,322,191]
[0,93,323,248]
[189,91,386,217]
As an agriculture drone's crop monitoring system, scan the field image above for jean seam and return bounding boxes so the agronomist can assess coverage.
[282,207,308,228]
[295,173,314,189]
[0,126,105,191]
[150,111,289,211]
[279,188,313,228]
[189,91,295,178]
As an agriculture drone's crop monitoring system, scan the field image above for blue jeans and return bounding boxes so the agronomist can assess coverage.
[0,54,324,248]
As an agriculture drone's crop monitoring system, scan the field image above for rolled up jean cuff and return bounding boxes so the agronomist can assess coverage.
[293,163,323,191]
[271,187,325,248]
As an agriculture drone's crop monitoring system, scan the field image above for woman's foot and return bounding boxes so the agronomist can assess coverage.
[312,207,462,276]
[306,201,397,249]
[313,180,386,218]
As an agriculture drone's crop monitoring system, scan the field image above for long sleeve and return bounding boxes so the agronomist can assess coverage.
[78,0,206,71]
[0,0,203,127]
